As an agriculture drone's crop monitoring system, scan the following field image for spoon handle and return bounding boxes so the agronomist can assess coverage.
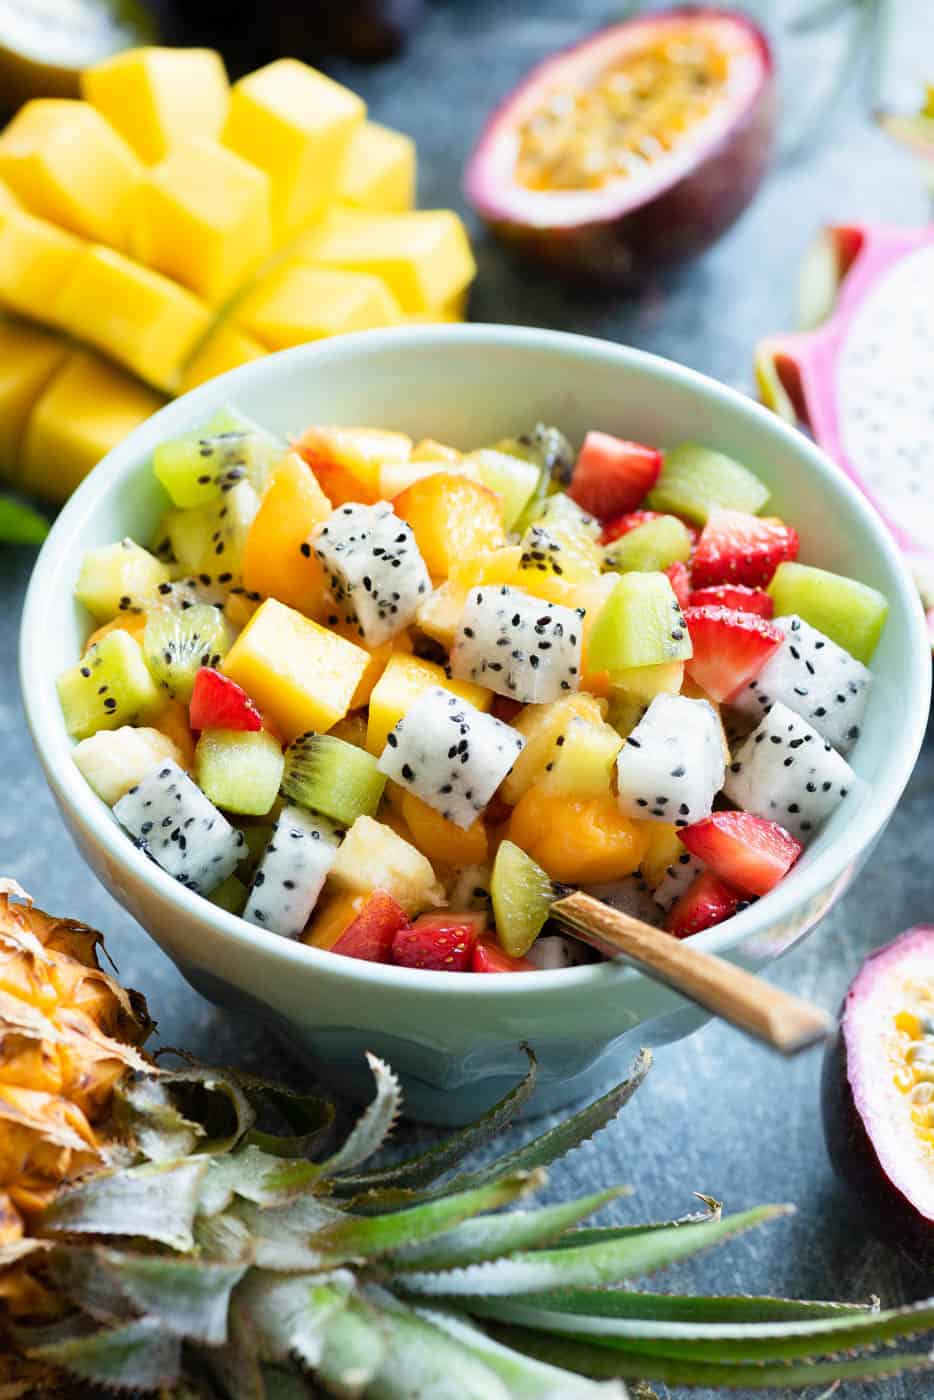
[551,890,834,1056]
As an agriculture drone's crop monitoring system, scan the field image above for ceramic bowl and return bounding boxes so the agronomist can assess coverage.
[21,325,931,1124]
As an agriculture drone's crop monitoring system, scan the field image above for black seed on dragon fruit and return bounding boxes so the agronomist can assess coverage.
[450,585,584,704]
[729,614,871,755]
[378,685,525,830]
[113,759,245,894]
[724,700,858,841]
[314,502,431,646]
[652,853,706,912]
[616,695,725,827]
[243,804,341,938]
[526,934,596,969]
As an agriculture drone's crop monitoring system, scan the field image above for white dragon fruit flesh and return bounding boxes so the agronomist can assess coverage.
[113,759,245,893]
[526,934,595,970]
[378,685,524,830]
[314,502,431,646]
[652,854,706,913]
[616,694,725,828]
[729,614,871,755]
[450,585,584,704]
[724,700,857,841]
[584,876,664,927]
[243,804,340,938]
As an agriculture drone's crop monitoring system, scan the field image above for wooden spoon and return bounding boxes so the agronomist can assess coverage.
[551,890,834,1056]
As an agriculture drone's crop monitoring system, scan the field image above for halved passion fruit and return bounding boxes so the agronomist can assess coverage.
[823,926,934,1266]
[465,8,776,287]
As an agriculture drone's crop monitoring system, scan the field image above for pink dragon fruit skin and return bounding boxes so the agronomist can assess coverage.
[757,224,934,616]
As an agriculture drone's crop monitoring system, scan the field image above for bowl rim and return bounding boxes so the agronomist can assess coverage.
[20,323,932,998]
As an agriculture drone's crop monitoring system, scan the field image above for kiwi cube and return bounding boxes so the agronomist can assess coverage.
[588,572,692,675]
[281,732,386,827]
[648,442,769,524]
[143,604,232,702]
[603,515,693,573]
[153,407,282,509]
[491,839,556,958]
[468,448,540,530]
[768,561,888,663]
[58,631,162,740]
[75,539,170,622]
[195,729,285,816]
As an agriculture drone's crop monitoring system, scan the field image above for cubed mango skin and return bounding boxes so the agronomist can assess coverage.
[82,47,230,165]
[0,319,66,479]
[241,452,332,616]
[366,652,492,756]
[221,597,370,741]
[236,262,401,350]
[0,205,83,323]
[178,323,264,393]
[338,122,416,213]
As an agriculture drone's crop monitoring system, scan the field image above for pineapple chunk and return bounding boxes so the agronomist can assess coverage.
[73,725,185,804]
[132,138,272,306]
[0,100,141,248]
[236,262,401,350]
[57,630,162,740]
[500,693,607,805]
[611,661,685,702]
[178,322,265,393]
[537,716,623,799]
[365,652,492,756]
[0,204,84,324]
[338,121,416,213]
[329,815,443,913]
[82,47,230,164]
[0,320,66,477]
[416,547,522,648]
[75,539,170,622]
[20,350,165,504]
[222,598,369,741]
[54,245,212,393]
[297,208,476,313]
[222,59,365,240]
[336,627,412,710]
[241,451,332,616]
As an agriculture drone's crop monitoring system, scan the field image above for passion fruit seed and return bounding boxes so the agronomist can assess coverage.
[516,33,722,191]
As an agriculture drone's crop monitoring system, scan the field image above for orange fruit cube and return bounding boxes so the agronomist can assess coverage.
[393,472,505,578]
[508,788,649,885]
[242,451,332,617]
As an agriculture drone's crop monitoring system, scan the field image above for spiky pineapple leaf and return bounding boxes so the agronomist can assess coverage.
[223,1067,336,1159]
[199,1145,323,1216]
[39,1159,208,1250]
[95,1248,250,1345]
[320,1054,402,1176]
[548,1195,721,1249]
[154,1064,257,1155]
[234,1271,355,1367]
[399,1204,790,1298]
[392,1187,630,1273]
[508,1291,868,1323]
[113,1074,206,1163]
[315,1294,388,1396]
[21,1314,181,1391]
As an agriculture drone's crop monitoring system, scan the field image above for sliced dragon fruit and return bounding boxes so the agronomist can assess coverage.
[729,614,871,755]
[243,804,340,938]
[313,501,431,646]
[113,759,245,893]
[615,694,725,828]
[450,585,583,704]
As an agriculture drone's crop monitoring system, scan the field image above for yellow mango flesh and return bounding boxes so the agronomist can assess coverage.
[407,289,470,324]
[366,652,492,756]
[178,322,265,393]
[298,208,476,313]
[132,138,272,305]
[82,47,230,165]
[416,546,523,648]
[222,59,364,240]
[0,205,83,323]
[54,245,212,392]
[0,182,19,210]
[222,597,369,741]
[20,350,164,502]
[241,451,332,617]
[333,627,413,711]
[304,892,368,950]
[0,100,141,248]
[0,320,66,479]
[237,262,401,350]
[338,121,415,213]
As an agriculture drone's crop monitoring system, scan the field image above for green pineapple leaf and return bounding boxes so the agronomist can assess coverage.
[318,1053,402,1176]
[19,1315,181,1391]
[39,1159,208,1250]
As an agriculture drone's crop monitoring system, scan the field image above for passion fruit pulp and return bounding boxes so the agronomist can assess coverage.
[465,8,775,288]
[823,926,934,1267]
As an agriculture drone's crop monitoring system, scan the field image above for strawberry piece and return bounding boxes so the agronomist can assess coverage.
[665,870,741,938]
[332,890,408,963]
[189,668,262,731]
[391,911,485,972]
[665,560,693,610]
[471,937,535,973]
[683,606,783,703]
[680,811,802,898]
[569,433,662,521]
[691,509,799,589]
[689,584,774,618]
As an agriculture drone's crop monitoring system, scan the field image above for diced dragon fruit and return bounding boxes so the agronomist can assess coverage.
[314,501,431,646]
[451,585,584,704]
[243,804,340,938]
[615,695,725,828]
[113,759,245,893]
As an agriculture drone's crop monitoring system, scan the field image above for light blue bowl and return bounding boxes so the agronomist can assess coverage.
[20,326,931,1124]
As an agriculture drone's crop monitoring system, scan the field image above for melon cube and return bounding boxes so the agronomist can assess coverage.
[82,47,230,164]
[241,451,332,616]
[338,121,416,213]
[54,245,212,392]
[236,262,401,350]
[221,598,369,741]
[0,100,142,248]
[132,138,272,305]
[20,351,165,503]
[178,322,265,394]
[222,59,364,240]
[74,538,170,622]
[0,205,84,324]
[297,209,476,313]
[365,652,492,755]
[0,320,66,477]
[328,814,443,913]
[195,728,285,817]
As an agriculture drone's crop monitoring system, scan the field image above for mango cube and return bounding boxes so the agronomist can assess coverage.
[54,245,212,392]
[178,322,265,393]
[408,288,470,324]
[82,47,230,165]
[241,451,332,616]
[366,653,492,756]
[0,205,83,323]
[0,183,20,211]
[236,262,401,350]
[0,100,142,248]
[222,598,370,740]
[222,59,364,240]
[297,209,476,313]
[132,138,272,305]
[20,350,165,502]
[0,320,66,478]
[339,122,416,213]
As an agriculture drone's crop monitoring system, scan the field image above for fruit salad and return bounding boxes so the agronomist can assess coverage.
[57,412,889,972]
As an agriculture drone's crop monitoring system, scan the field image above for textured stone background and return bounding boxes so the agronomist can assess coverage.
[4,3,934,1395]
